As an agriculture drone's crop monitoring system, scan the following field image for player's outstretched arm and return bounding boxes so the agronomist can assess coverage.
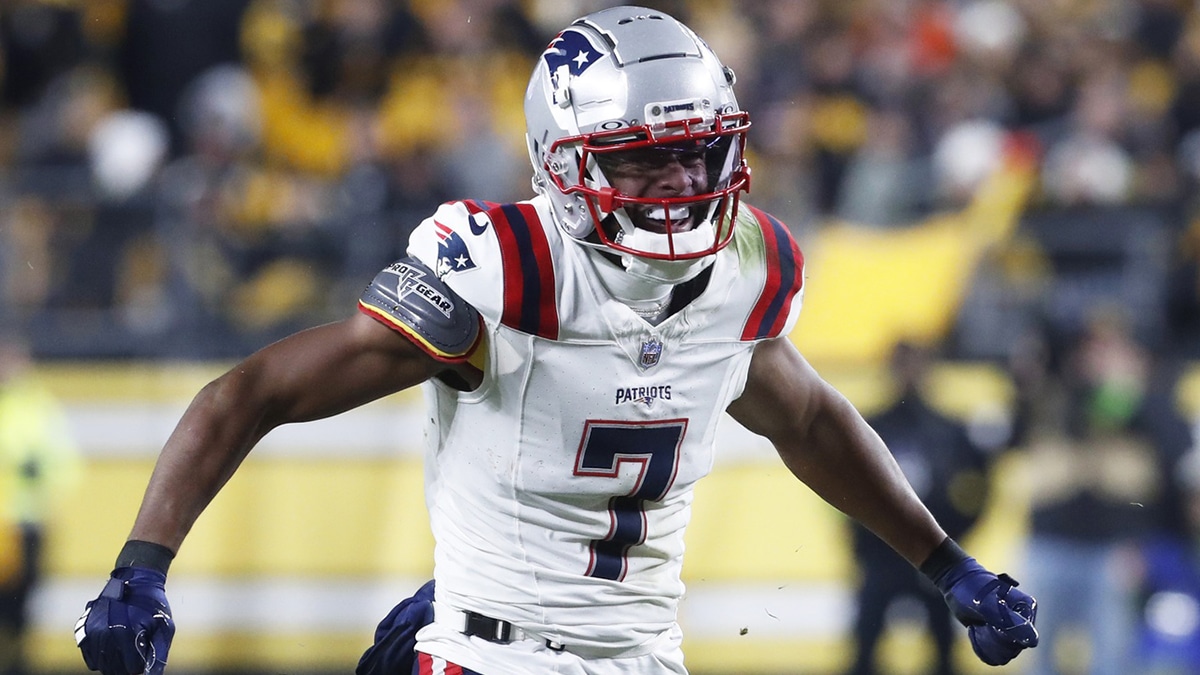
[128,312,443,550]
[76,312,445,675]
[729,337,945,564]
[728,337,1037,666]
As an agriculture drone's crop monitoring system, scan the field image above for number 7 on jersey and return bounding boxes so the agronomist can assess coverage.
[574,419,688,581]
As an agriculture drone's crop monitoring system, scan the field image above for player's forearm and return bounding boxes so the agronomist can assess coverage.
[779,388,946,567]
[127,371,273,552]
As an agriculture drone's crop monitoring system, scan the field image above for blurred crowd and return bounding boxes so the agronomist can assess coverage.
[0,0,1199,359]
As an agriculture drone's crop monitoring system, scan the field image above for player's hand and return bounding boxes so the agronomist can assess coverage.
[76,567,175,675]
[936,558,1038,666]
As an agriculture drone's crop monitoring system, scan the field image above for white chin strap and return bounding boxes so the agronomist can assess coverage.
[621,254,715,284]
[617,223,718,284]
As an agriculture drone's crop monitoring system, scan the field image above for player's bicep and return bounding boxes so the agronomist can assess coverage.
[242,312,442,427]
[727,338,834,447]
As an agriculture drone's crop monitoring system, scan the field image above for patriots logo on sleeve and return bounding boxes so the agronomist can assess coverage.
[435,220,477,277]
[542,29,601,79]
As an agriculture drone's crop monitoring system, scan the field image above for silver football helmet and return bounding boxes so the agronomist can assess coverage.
[525,6,751,283]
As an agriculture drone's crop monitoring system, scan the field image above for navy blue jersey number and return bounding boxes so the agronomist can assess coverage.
[573,419,687,580]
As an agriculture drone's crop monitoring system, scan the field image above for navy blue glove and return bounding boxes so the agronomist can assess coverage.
[924,539,1038,666]
[357,580,436,675]
[76,566,175,675]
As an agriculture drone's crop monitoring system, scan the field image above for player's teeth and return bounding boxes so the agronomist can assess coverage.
[646,207,689,221]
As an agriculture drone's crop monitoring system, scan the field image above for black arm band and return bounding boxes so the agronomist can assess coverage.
[919,537,970,585]
[115,539,176,575]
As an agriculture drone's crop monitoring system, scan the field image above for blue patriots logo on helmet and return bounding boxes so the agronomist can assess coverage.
[542,28,601,78]
[435,221,477,276]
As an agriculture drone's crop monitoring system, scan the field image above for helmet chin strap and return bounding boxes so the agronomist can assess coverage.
[620,251,715,284]
[613,219,719,284]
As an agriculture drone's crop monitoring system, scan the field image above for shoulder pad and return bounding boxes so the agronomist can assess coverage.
[358,257,481,362]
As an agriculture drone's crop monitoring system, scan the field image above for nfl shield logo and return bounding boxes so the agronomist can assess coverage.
[639,338,663,369]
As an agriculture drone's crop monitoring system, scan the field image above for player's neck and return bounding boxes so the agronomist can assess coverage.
[589,249,675,324]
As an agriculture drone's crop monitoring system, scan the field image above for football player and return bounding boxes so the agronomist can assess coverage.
[75,6,1037,675]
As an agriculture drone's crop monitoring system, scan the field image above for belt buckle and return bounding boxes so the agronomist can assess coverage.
[461,608,566,652]
[463,610,514,643]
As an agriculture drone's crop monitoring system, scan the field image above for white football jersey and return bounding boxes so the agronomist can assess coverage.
[381,195,803,673]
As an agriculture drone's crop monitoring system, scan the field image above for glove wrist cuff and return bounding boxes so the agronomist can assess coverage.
[919,537,970,588]
[116,539,175,576]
